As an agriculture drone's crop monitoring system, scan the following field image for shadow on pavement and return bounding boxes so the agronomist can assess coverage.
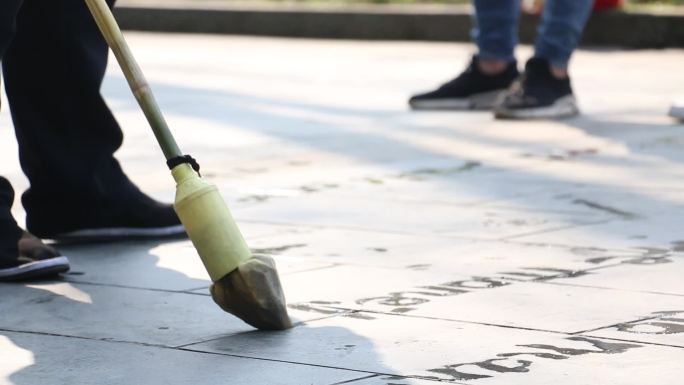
[0,240,401,385]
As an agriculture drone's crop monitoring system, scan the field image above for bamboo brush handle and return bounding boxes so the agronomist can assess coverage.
[84,0,182,160]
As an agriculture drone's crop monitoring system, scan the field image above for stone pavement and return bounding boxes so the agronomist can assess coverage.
[1,33,684,384]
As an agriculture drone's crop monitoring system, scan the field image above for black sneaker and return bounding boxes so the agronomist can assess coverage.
[26,184,186,243]
[494,57,579,119]
[0,231,70,281]
[409,56,519,110]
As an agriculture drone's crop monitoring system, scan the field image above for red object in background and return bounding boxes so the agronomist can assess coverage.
[593,0,623,11]
[523,0,623,15]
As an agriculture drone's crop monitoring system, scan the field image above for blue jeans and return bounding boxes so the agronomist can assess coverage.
[472,0,593,69]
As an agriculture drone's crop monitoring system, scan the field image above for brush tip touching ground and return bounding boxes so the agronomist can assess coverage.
[210,255,292,331]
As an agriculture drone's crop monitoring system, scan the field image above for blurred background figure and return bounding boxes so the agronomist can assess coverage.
[409,0,593,119]
[670,100,684,121]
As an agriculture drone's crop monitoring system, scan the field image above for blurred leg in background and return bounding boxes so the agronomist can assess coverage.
[409,0,520,111]
[534,0,594,70]
[472,0,520,65]
[494,0,593,119]
[410,0,593,120]
[670,100,684,121]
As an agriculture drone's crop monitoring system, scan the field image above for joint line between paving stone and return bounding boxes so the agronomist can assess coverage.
[239,217,625,245]
[346,309,684,339]
[238,217,617,245]
[1,326,450,377]
[328,374,380,385]
[328,373,464,385]
[182,285,211,293]
[177,346,400,378]
[179,290,211,296]
[307,307,573,336]
[537,280,684,298]
[236,218,487,241]
[284,263,345,276]
[64,279,205,295]
[576,334,684,350]
[499,219,613,241]
[313,307,684,346]
[0,327,171,349]
[571,315,665,335]
[174,311,361,349]
[501,238,639,254]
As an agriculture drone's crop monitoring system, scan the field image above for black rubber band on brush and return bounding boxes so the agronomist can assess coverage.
[167,155,201,176]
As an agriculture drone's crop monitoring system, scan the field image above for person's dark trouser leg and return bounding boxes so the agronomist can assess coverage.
[2,0,135,236]
[0,0,22,62]
[0,0,24,259]
[0,178,22,263]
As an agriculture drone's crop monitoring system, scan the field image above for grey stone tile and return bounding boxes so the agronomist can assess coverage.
[513,215,684,250]
[60,238,332,292]
[185,313,684,384]
[246,228,650,274]
[59,240,209,292]
[232,194,608,240]
[275,264,471,319]
[277,262,684,333]
[247,229,475,270]
[551,254,684,296]
[219,158,575,209]
[0,281,320,347]
[378,282,684,334]
[0,331,364,385]
[586,310,684,348]
[489,186,684,219]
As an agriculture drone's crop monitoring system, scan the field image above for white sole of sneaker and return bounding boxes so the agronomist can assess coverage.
[55,224,187,242]
[494,95,580,120]
[669,103,684,120]
[0,256,70,281]
[410,90,504,111]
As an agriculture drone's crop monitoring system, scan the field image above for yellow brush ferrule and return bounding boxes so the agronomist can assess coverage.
[172,164,252,282]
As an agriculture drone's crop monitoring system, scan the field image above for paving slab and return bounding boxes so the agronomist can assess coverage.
[244,227,654,273]
[551,253,684,296]
[0,332,365,385]
[482,185,683,221]
[0,281,321,347]
[586,310,684,348]
[232,194,608,240]
[185,313,684,384]
[59,237,332,292]
[276,264,684,333]
[514,215,684,250]
[406,281,684,334]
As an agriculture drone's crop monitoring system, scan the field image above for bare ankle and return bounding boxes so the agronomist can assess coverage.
[550,65,568,79]
[477,59,510,76]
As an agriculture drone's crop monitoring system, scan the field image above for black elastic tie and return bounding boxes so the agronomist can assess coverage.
[167,155,201,176]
